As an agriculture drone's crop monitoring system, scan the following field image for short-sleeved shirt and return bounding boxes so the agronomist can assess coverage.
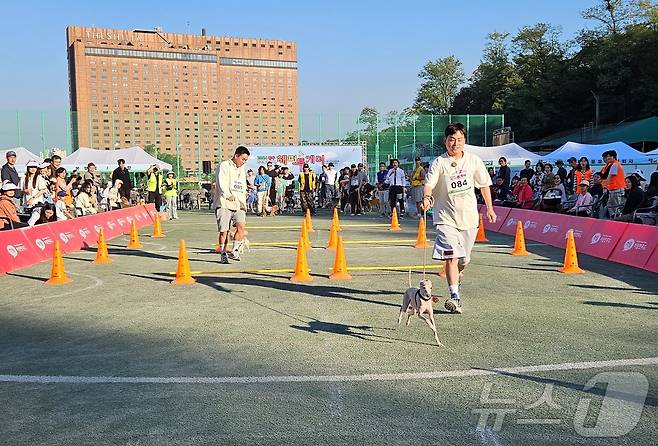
[425,151,492,230]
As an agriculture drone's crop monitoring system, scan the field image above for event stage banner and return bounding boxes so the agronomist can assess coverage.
[245,146,364,175]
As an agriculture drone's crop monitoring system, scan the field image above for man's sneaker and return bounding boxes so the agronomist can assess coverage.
[219,252,230,264]
[444,295,463,314]
[227,251,241,261]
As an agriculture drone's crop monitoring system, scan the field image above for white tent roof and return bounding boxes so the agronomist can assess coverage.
[464,143,543,167]
[647,148,658,160]
[0,147,41,173]
[61,146,172,172]
[543,141,649,165]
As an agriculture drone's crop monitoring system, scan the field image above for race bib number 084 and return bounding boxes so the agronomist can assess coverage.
[447,170,470,196]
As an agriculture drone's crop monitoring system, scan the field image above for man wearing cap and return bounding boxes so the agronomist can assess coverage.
[0,181,28,230]
[163,171,178,220]
[298,163,317,215]
[410,157,426,217]
[111,159,133,203]
[1,151,22,206]
[567,180,594,217]
[146,164,163,211]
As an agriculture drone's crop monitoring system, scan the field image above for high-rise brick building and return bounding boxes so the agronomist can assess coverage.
[67,26,298,174]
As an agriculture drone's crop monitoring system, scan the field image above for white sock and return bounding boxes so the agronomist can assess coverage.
[449,285,460,299]
[232,240,243,252]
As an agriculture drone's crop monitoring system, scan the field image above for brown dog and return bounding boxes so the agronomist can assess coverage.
[397,279,443,346]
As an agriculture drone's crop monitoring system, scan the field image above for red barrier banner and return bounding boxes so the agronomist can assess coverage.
[579,220,628,260]
[114,211,132,234]
[533,214,597,250]
[0,230,40,274]
[19,224,58,264]
[483,206,511,232]
[48,219,87,253]
[499,209,546,241]
[608,224,658,269]
[644,246,658,274]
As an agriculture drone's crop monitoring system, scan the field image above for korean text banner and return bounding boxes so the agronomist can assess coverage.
[245,146,364,175]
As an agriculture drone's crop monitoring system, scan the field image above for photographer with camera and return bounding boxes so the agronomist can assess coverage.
[146,164,163,211]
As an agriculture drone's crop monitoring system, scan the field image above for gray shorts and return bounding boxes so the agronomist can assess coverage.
[215,207,246,233]
[412,186,424,203]
[432,224,478,265]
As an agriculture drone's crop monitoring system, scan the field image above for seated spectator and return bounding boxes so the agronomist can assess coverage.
[553,175,567,204]
[34,203,56,225]
[108,180,123,210]
[504,177,533,208]
[0,181,29,230]
[55,191,75,220]
[510,176,519,190]
[487,167,496,183]
[614,175,645,222]
[75,181,98,216]
[567,180,594,217]
[589,173,604,199]
[492,177,509,203]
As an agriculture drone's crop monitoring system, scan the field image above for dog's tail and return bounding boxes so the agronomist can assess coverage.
[408,268,412,289]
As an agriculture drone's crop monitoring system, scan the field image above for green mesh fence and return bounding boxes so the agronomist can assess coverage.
[1,110,503,178]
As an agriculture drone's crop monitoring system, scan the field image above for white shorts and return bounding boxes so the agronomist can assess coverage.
[432,224,478,265]
[215,207,246,233]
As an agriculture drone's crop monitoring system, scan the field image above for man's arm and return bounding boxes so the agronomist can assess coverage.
[216,163,234,201]
[480,186,496,223]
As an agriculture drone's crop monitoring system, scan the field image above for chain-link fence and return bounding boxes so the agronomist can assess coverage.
[1,110,503,177]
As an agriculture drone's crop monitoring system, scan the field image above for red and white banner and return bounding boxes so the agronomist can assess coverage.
[0,204,156,275]
[644,246,658,274]
[608,223,658,269]
[578,220,628,260]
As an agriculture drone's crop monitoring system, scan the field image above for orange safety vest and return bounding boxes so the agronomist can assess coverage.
[601,161,625,191]
[575,169,591,186]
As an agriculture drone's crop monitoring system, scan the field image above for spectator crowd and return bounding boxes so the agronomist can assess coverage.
[0,151,179,231]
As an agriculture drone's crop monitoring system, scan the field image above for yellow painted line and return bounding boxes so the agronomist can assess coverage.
[213,239,422,247]
[245,223,393,230]
[170,264,443,276]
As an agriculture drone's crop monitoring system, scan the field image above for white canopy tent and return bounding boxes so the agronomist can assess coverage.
[0,147,41,174]
[61,147,171,172]
[464,143,543,167]
[647,148,658,161]
[543,141,649,166]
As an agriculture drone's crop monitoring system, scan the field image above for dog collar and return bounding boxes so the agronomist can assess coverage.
[415,289,431,302]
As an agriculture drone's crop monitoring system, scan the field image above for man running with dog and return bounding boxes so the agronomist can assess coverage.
[421,123,496,314]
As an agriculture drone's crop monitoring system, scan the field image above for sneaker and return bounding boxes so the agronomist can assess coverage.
[227,251,241,261]
[219,252,230,264]
[350,213,355,216]
[444,295,463,314]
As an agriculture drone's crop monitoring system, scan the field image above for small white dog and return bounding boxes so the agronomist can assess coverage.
[398,278,443,346]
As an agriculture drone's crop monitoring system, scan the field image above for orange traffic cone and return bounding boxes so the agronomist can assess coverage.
[559,230,584,274]
[301,219,311,251]
[332,207,342,231]
[290,237,312,282]
[414,217,431,248]
[327,221,338,250]
[152,214,164,238]
[511,221,529,256]
[92,228,112,264]
[127,220,142,249]
[45,240,71,285]
[390,208,401,231]
[475,214,489,243]
[305,209,314,232]
[171,240,196,285]
[330,236,352,280]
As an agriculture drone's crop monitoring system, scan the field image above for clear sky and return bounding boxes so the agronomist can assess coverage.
[1,0,595,115]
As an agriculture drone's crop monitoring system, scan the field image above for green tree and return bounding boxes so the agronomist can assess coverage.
[413,56,465,114]
[582,0,642,34]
